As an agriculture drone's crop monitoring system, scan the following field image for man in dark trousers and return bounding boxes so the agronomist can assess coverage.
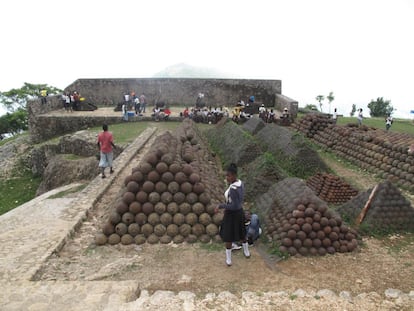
[97,124,116,178]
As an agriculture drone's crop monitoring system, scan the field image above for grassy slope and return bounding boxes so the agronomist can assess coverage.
[337,116,414,135]
[0,121,180,215]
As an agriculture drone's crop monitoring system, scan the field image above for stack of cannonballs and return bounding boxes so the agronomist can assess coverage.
[294,114,414,192]
[306,173,358,204]
[262,178,358,256]
[291,113,334,139]
[338,180,414,232]
[96,120,225,246]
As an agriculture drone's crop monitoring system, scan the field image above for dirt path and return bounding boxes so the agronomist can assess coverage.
[37,130,414,296]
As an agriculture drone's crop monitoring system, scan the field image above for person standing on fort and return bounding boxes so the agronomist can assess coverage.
[357,108,363,126]
[40,88,48,104]
[332,108,338,124]
[385,114,393,131]
[139,93,147,113]
[97,124,116,179]
[215,163,250,266]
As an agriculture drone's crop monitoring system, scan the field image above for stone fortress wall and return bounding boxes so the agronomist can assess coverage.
[28,78,298,142]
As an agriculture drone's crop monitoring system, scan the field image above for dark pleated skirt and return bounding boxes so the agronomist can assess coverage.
[219,209,246,242]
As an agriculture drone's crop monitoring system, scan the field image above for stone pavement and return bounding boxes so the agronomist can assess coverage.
[1,126,413,310]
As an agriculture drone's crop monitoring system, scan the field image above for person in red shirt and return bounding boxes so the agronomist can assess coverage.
[97,124,116,178]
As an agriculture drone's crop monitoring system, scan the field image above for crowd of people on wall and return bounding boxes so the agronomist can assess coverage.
[60,91,83,111]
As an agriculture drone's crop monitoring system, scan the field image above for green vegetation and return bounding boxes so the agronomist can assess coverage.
[0,167,41,215]
[367,97,393,117]
[48,184,87,199]
[0,132,28,147]
[336,116,414,135]
[88,121,180,145]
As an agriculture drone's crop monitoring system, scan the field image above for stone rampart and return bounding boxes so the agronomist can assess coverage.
[65,78,282,107]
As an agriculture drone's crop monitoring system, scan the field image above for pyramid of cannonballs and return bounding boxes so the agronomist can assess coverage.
[262,178,358,256]
[306,173,358,204]
[337,180,414,232]
[95,120,225,245]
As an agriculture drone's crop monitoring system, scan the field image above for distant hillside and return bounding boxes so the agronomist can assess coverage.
[153,63,237,79]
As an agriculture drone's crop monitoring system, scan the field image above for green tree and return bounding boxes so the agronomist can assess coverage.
[367,97,393,117]
[350,104,356,117]
[304,104,319,111]
[0,82,62,112]
[315,95,325,112]
[326,92,334,114]
[0,108,28,137]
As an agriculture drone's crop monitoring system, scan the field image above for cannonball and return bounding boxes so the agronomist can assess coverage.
[328,218,337,227]
[186,193,198,204]
[205,204,215,215]
[329,232,339,241]
[279,245,288,254]
[173,213,185,226]
[167,224,179,237]
[108,233,121,245]
[132,171,144,183]
[160,213,172,226]
[192,223,205,237]
[116,202,129,215]
[161,153,174,165]
[320,217,329,227]
[296,218,305,226]
[160,235,172,244]
[161,192,173,204]
[148,212,160,226]
[298,246,309,256]
[136,191,148,203]
[327,246,336,254]
[312,238,322,248]
[309,247,318,256]
[313,213,321,222]
[169,163,182,174]
[135,213,147,225]
[282,238,293,247]
[121,234,134,245]
[212,213,223,225]
[186,234,197,243]
[312,222,321,231]
[115,223,128,235]
[148,192,161,204]
[127,181,140,194]
[199,234,210,243]
[292,210,305,218]
[153,202,166,215]
[161,171,174,184]
[145,153,158,166]
[173,234,185,243]
[156,162,169,174]
[179,224,192,237]
[297,204,306,211]
[141,223,154,237]
[155,181,168,194]
[287,229,297,239]
[154,224,166,237]
[316,230,325,240]
[323,226,332,235]
[199,213,211,226]
[173,192,186,204]
[193,182,205,194]
[296,231,307,241]
[142,181,155,193]
[123,192,136,205]
[189,173,200,184]
[175,172,188,184]
[206,223,219,236]
[317,204,327,214]
[95,233,108,245]
[214,234,222,243]
[128,223,140,236]
[199,193,211,205]
[288,246,298,256]
[322,238,331,247]
[167,202,179,214]
[134,234,146,245]
[192,202,205,215]
[304,207,315,217]
[303,238,313,248]
[142,202,154,215]
[168,182,180,194]
[147,233,159,244]
[102,222,115,236]
[318,247,327,256]
[139,162,153,174]
[185,212,198,225]
[293,238,302,249]
[182,164,193,176]
[122,212,135,225]
[301,223,312,234]
[180,182,193,194]
[129,202,142,214]
[148,171,160,183]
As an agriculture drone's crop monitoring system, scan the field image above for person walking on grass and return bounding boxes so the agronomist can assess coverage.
[97,124,116,179]
[215,163,250,266]
[385,114,393,131]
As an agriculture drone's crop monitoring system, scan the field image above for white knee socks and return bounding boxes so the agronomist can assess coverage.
[225,249,232,266]
[242,242,250,258]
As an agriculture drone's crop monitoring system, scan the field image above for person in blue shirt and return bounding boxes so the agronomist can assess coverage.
[215,163,250,266]
[232,210,262,250]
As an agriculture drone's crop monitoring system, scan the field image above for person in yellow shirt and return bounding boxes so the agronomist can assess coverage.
[40,89,48,104]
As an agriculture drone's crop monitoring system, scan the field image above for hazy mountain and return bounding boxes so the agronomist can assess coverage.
[153,63,237,79]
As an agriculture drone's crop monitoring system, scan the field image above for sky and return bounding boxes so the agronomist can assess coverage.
[1,0,413,118]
